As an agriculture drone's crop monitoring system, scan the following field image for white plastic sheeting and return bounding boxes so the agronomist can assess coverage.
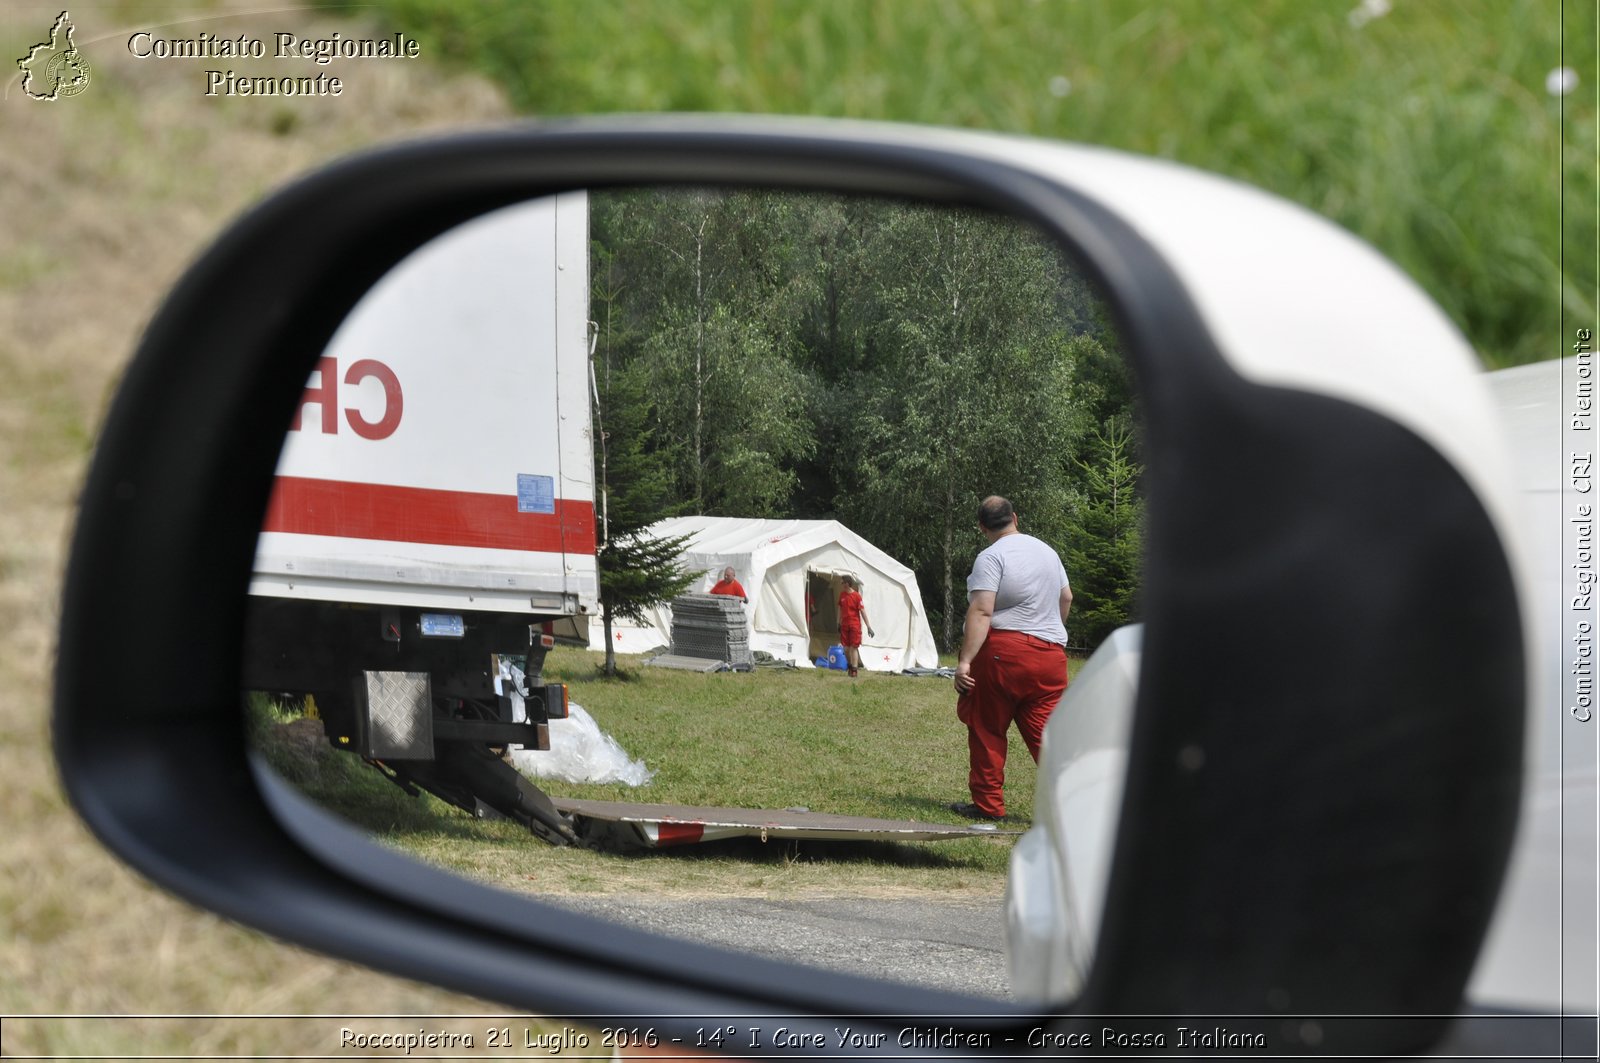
[511,704,654,787]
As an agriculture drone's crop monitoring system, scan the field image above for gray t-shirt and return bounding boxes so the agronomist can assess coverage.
[966,532,1070,645]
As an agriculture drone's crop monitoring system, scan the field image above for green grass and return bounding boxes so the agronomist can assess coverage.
[246,693,469,834]
[360,0,1594,369]
[249,650,1088,897]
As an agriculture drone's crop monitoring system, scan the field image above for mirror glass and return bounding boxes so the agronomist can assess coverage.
[242,186,1141,1004]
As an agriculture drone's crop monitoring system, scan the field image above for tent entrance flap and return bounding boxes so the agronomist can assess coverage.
[807,569,848,660]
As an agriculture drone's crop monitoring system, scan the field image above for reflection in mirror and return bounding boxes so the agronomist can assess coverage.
[241,187,1141,1004]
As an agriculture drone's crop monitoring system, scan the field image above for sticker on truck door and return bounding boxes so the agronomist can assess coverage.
[517,474,556,514]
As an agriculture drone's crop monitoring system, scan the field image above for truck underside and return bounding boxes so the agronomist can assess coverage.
[241,597,579,845]
[242,597,1009,851]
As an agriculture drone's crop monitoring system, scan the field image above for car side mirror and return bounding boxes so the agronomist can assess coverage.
[53,116,1527,1055]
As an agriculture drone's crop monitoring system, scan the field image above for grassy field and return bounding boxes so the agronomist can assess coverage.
[251,649,1088,900]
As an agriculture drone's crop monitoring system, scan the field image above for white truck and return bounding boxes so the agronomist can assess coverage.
[242,193,598,845]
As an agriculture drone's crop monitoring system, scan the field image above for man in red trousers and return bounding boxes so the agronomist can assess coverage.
[951,496,1072,820]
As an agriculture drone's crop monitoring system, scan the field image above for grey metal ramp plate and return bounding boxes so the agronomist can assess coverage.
[552,797,1022,842]
[643,653,727,672]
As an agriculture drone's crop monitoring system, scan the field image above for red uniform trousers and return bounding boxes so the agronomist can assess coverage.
[958,628,1068,818]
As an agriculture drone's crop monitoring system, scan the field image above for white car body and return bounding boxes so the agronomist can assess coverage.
[1008,357,1596,1016]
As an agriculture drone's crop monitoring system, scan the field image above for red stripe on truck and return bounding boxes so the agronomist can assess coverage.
[263,476,597,555]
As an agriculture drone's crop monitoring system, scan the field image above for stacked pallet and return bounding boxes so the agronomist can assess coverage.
[668,592,752,667]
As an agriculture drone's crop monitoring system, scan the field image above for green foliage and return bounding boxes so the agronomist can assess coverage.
[1066,423,1144,649]
[361,0,1589,369]
[829,205,1094,647]
[590,188,1124,649]
[600,532,697,624]
[592,360,697,676]
[592,189,817,515]
[593,363,679,536]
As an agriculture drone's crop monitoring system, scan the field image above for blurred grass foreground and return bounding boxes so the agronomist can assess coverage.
[372,0,1593,370]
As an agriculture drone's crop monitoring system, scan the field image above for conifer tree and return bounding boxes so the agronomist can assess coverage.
[593,363,697,677]
[1065,422,1143,649]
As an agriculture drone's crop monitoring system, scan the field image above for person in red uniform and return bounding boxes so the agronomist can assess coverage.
[709,566,747,603]
[837,575,874,677]
[951,496,1072,820]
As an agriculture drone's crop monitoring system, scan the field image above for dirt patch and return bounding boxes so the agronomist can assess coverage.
[270,717,330,768]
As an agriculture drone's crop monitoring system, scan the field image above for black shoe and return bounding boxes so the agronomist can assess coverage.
[948,801,1004,821]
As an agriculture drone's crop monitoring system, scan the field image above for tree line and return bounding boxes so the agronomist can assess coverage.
[589,186,1142,657]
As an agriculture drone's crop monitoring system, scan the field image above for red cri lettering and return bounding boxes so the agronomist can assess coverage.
[289,357,403,440]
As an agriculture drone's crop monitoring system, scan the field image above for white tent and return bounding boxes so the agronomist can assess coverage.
[589,516,940,671]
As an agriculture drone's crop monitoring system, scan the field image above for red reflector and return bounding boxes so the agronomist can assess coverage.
[654,821,705,847]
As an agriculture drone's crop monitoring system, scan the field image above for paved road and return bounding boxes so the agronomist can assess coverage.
[540,894,1012,1000]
